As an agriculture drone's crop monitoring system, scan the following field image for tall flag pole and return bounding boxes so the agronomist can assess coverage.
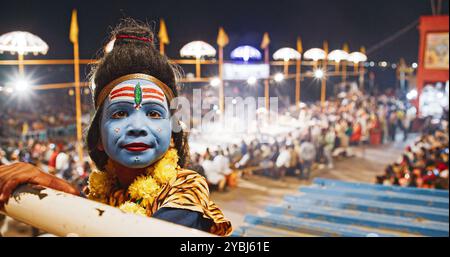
[260,32,270,111]
[217,27,229,116]
[295,36,303,111]
[342,42,349,83]
[321,40,329,107]
[359,46,366,93]
[158,19,169,55]
[70,9,84,166]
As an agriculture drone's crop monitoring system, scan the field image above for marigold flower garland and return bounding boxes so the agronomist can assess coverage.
[87,148,179,216]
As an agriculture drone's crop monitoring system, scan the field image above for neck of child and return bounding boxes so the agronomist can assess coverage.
[112,161,148,188]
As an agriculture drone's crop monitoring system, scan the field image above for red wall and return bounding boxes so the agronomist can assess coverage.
[416,15,449,113]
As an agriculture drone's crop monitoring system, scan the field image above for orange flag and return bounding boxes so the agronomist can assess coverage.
[260,32,270,49]
[158,19,170,45]
[323,40,329,54]
[217,27,229,47]
[343,43,349,53]
[69,9,79,44]
[360,46,366,54]
[296,37,303,53]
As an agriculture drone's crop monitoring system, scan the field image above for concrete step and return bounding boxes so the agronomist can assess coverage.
[299,186,449,209]
[265,204,449,237]
[244,214,402,237]
[284,194,449,222]
[313,178,449,198]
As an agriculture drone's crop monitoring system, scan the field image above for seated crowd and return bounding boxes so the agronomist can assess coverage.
[376,117,449,189]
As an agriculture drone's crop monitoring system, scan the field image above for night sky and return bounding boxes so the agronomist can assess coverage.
[0,0,448,100]
[1,0,447,62]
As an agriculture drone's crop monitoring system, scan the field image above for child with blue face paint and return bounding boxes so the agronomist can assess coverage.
[0,19,232,236]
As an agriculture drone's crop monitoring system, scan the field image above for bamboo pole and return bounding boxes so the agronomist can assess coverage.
[218,46,224,115]
[359,62,365,93]
[295,58,301,111]
[72,38,84,166]
[342,60,347,83]
[320,41,328,107]
[18,53,25,77]
[1,184,214,237]
[283,60,289,75]
[195,57,201,78]
[320,61,327,107]
[264,47,269,111]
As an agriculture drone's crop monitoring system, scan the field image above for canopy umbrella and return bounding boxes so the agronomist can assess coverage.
[230,45,261,62]
[0,31,49,76]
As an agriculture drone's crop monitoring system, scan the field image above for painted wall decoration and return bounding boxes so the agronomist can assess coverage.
[424,32,449,70]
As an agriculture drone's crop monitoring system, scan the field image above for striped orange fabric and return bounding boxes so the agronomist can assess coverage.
[107,169,233,236]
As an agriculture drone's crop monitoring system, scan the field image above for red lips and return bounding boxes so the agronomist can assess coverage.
[122,142,151,152]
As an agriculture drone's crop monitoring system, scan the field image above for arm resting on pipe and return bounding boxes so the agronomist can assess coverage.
[0,184,214,237]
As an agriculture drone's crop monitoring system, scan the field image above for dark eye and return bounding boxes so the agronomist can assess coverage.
[147,110,162,119]
[111,111,128,119]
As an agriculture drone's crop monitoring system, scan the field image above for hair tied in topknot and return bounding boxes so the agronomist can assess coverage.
[116,34,152,43]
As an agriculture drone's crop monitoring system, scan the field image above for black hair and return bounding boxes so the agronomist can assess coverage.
[86,19,189,170]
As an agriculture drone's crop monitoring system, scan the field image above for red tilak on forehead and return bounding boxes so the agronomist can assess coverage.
[110,87,164,97]
[110,93,164,102]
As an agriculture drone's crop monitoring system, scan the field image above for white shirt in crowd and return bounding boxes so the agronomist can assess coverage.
[276,149,291,168]
[55,152,69,174]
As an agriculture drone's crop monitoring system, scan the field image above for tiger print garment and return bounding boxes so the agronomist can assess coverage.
[106,168,232,236]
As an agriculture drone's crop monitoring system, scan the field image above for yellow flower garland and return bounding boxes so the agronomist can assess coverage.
[87,148,179,215]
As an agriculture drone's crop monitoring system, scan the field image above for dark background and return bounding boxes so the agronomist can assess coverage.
[0,0,448,102]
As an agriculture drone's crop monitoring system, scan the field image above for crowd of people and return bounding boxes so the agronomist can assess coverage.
[1,86,448,194]
[187,88,429,192]
[376,116,449,189]
[0,91,91,142]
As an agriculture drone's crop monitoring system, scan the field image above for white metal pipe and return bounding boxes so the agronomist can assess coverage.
[1,184,214,237]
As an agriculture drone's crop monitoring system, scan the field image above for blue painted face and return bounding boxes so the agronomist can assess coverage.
[99,79,172,169]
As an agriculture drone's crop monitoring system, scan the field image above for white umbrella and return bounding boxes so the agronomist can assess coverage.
[230,45,261,61]
[273,47,301,61]
[348,51,367,63]
[0,31,48,55]
[327,49,349,63]
[303,48,326,61]
[180,41,216,58]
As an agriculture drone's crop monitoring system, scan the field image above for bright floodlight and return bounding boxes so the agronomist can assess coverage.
[348,52,367,63]
[230,45,262,62]
[327,49,349,62]
[303,48,326,61]
[247,76,257,85]
[273,47,301,61]
[0,31,48,55]
[412,62,418,69]
[14,78,30,92]
[274,73,284,82]
[314,69,324,79]
[210,77,221,87]
[180,41,216,58]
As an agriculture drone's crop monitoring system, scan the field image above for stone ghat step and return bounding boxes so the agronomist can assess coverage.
[299,186,449,209]
[313,178,449,198]
[284,194,449,223]
[243,214,411,237]
[265,204,449,237]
